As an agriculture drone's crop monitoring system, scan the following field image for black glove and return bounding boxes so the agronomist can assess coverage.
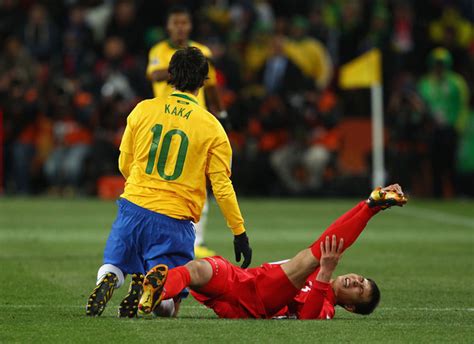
[233,232,252,268]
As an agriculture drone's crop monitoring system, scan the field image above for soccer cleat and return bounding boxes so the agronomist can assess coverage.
[86,272,117,316]
[138,264,168,316]
[194,245,216,259]
[367,186,408,209]
[118,273,144,318]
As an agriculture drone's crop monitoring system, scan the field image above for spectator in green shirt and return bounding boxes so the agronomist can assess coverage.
[417,47,469,197]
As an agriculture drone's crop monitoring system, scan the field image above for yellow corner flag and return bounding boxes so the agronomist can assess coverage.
[339,49,381,89]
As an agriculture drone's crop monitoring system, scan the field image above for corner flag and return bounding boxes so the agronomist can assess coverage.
[338,49,385,188]
[339,49,381,89]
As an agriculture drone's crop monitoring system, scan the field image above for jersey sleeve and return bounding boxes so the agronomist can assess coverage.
[118,105,141,178]
[206,128,232,175]
[208,172,245,235]
[147,45,168,77]
[118,151,133,179]
[207,127,245,235]
[119,108,137,154]
[297,281,335,320]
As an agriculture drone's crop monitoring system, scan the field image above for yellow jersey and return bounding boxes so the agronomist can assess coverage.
[147,40,217,108]
[118,91,245,235]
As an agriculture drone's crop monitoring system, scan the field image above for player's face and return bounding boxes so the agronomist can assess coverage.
[167,13,192,43]
[333,273,372,309]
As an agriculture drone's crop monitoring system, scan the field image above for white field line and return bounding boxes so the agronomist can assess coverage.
[0,304,206,309]
[381,307,474,312]
[401,206,474,228]
[1,304,473,312]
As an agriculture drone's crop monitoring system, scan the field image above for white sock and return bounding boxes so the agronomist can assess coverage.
[153,299,175,317]
[96,264,125,288]
[194,199,209,246]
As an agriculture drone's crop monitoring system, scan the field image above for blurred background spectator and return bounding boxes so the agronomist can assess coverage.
[22,3,59,62]
[1,0,473,198]
[418,47,469,198]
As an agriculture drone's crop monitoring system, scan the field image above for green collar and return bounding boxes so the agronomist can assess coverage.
[167,39,190,50]
[171,92,199,105]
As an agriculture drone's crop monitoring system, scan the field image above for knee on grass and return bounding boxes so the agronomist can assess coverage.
[185,260,213,288]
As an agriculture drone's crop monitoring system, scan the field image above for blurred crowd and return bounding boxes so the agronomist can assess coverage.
[1,0,473,197]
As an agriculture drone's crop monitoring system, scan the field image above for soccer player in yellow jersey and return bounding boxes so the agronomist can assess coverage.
[147,6,226,259]
[86,47,251,318]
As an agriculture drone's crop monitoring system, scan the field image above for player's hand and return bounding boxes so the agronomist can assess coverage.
[319,235,344,274]
[233,232,252,268]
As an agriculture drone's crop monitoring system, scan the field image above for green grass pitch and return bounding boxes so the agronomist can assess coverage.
[0,197,473,343]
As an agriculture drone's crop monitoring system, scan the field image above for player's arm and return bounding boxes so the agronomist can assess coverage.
[298,281,334,320]
[204,61,227,118]
[146,46,169,82]
[316,235,343,283]
[118,151,133,179]
[299,235,342,320]
[148,69,169,82]
[204,62,222,113]
[207,134,252,267]
[208,171,244,234]
[205,84,224,113]
[118,103,141,179]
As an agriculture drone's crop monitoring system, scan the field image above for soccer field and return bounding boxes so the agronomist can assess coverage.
[0,197,473,343]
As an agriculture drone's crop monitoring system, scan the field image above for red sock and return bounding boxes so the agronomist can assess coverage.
[310,201,379,260]
[328,200,365,227]
[162,266,191,300]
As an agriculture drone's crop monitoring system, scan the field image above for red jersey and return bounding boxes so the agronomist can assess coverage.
[269,265,336,320]
[191,257,336,320]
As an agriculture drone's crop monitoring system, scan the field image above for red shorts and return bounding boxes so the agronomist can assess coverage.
[190,256,299,319]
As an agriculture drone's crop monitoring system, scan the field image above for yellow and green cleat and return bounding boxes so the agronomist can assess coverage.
[86,272,117,316]
[367,186,408,209]
[118,273,145,318]
[138,264,168,316]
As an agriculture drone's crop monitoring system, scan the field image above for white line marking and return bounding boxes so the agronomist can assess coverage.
[401,206,474,228]
[0,304,207,309]
[380,307,474,312]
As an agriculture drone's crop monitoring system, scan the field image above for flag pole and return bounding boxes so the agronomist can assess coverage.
[370,83,385,188]
[338,48,385,187]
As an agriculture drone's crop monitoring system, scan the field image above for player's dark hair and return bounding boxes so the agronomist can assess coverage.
[353,278,380,315]
[168,47,209,92]
[167,5,191,20]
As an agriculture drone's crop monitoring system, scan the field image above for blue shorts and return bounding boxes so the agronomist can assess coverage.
[103,198,195,277]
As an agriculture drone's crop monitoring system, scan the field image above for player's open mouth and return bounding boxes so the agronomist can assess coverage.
[344,278,350,288]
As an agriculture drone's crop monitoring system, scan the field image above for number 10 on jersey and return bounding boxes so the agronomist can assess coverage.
[145,124,189,181]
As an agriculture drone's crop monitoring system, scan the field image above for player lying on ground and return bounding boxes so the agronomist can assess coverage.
[138,185,407,319]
